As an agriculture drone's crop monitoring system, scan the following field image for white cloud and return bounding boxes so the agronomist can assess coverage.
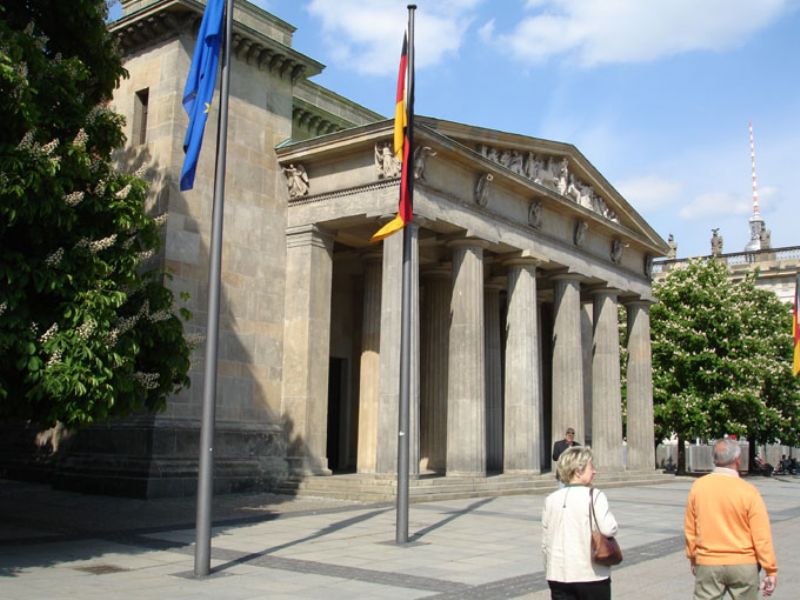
[478,18,495,44]
[306,0,482,75]
[489,0,790,66]
[756,186,779,212]
[616,176,681,211]
[678,192,751,220]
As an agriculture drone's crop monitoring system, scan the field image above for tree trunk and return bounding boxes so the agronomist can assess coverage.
[676,433,687,475]
[748,434,758,474]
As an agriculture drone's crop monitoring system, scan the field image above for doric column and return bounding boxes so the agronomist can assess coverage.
[503,257,542,473]
[625,300,656,471]
[446,239,487,476]
[376,224,420,475]
[581,302,594,446]
[420,265,451,473]
[551,274,585,448]
[484,276,505,473]
[281,225,334,475]
[357,254,381,473]
[591,288,624,471]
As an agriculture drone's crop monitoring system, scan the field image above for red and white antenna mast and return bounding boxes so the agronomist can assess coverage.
[749,121,760,216]
[745,122,769,252]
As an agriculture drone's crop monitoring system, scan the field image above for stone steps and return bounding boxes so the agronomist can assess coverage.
[273,471,676,503]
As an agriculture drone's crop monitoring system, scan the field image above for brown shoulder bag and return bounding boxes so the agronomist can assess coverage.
[589,487,623,566]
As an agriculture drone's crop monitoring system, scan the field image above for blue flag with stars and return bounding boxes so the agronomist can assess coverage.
[180,0,224,191]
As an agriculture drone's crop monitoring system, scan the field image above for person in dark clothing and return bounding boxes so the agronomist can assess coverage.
[552,428,579,462]
[552,428,580,483]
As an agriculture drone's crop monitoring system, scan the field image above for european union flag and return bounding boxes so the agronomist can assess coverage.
[180,0,225,191]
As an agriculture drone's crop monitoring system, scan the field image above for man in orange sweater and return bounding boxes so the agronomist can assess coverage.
[684,438,778,599]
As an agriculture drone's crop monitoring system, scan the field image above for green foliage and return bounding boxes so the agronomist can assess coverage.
[651,259,800,450]
[0,1,191,427]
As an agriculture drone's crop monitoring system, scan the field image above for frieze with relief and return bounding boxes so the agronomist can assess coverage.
[475,144,619,224]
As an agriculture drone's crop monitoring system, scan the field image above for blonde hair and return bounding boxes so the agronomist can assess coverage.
[557,446,594,483]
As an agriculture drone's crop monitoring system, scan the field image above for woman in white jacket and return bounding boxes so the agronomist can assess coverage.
[542,446,618,600]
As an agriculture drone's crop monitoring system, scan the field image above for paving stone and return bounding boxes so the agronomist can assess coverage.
[1,477,799,599]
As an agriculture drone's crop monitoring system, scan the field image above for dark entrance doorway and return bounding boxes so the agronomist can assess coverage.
[326,357,351,472]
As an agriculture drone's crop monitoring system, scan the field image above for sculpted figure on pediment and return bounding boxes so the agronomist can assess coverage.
[535,156,569,194]
[508,150,525,175]
[578,183,596,211]
[413,146,436,181]
[566,174,581,204]
[375,142,401,179]
[523,152,539,180]
[283,163,309,198]
[555,158,569,195]
[604,205,619,223]
[498,149,512,168]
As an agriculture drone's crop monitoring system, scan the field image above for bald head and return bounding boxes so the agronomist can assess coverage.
[713,438,741,467]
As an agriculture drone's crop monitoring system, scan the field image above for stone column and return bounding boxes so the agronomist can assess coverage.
[446,239,487,476]
[551,274,585,449]
[484,276,505,473]
[281,225,334,475]
[503,257,542,473]
[625,300,656,471]
[420,265,451,473]
[581,302,594,446]
[376,224,420,475]
[591,288,624,471]
[357,254,381,473]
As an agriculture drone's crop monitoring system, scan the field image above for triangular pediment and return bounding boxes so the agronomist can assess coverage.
[416,117,669,255]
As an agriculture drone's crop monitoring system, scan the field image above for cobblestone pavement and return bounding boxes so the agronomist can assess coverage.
[1,475,799,599]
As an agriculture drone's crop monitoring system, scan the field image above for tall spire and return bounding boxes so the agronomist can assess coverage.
[744,122,769,252]
[749,121,760,216]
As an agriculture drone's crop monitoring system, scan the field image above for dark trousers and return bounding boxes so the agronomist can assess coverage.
[548,578,611,600]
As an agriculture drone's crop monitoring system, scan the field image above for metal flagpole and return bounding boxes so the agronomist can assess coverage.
[194,0,234,578]
[396,3,416,545]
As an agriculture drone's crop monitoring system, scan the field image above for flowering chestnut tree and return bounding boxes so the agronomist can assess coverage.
[651,259,799,472]
[0,1,191,427]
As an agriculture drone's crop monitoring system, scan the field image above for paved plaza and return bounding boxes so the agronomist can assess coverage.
[1,475,799,599]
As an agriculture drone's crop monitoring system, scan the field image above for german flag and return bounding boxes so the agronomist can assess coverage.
[371,33,412,242]
[793,273,799,377]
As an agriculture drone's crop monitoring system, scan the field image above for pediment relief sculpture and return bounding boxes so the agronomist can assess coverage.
[375,142,401,179]
[283,163,309,199]
[476,143,619,224]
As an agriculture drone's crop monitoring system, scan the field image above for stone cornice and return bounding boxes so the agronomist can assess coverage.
[110,0,323,82]
[292,98,352,137]
[295,80,384,126]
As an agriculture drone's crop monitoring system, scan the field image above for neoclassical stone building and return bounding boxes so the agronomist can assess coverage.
[34,0,668,497]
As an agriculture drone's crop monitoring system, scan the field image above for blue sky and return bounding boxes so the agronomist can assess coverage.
[111,1,800,258]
